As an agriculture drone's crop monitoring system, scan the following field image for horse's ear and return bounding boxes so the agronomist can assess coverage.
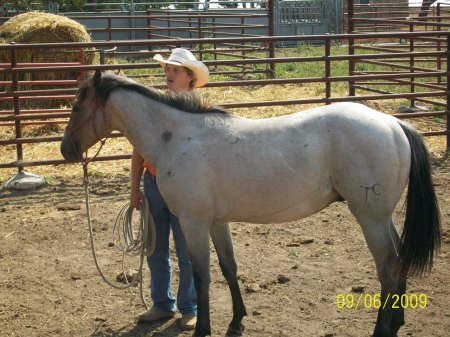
[91,69,102,87]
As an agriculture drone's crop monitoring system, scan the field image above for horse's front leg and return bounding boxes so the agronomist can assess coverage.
[211,222,247,336]
[181,219,212,337]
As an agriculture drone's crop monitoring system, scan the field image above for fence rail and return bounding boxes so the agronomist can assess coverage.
[345,0,450,33]
[1,32,449,173]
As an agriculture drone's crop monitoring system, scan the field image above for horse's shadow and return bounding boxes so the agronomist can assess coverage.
[91,318,184,337]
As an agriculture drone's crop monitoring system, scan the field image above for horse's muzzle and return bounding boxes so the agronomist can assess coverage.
[60,134,83,162]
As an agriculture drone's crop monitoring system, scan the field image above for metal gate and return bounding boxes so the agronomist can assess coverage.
[276,0,343,43]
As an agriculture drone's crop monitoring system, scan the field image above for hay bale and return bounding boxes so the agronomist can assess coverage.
[0,12,95,81]
[0,12,92,44]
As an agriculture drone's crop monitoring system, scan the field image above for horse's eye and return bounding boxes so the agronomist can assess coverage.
[72,105,79,113]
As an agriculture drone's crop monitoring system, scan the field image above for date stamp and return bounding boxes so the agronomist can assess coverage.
[336,293,427,310]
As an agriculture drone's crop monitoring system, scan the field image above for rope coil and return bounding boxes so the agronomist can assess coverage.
[113,200,156,257]
[84,172,155,309]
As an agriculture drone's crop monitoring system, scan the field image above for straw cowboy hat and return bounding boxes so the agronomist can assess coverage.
[153,48,209,88]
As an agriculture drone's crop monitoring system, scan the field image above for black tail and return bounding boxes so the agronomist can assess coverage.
[399,122,441,276]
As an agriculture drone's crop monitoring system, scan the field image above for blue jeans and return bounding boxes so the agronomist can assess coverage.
[143,171,197,315]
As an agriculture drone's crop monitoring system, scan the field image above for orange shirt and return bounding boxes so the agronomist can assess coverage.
[143,160,156,176]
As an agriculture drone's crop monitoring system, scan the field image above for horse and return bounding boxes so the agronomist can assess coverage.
[61,70,441,337]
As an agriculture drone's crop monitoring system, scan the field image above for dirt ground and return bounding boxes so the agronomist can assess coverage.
[0,154,449,337]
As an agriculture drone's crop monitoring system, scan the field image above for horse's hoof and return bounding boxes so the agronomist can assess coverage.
[225,323,245,336]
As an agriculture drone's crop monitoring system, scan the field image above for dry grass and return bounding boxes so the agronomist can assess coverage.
[0,82,448,185]
[0,12,91,44]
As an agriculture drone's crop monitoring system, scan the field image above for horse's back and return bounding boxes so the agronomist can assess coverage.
[168,102,412,225]
[264,103,410,221]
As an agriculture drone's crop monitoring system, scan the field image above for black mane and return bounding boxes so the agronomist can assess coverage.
[79,72,228,115]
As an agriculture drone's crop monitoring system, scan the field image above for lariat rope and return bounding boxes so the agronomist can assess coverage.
[82,158,155,309]
[72,107,156,309]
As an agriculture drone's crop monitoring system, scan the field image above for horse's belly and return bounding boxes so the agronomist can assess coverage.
[225,185,340,224]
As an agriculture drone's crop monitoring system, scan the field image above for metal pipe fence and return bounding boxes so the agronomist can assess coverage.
[48,9,272,76]
[345,0,450,33]
[0,32,449,173]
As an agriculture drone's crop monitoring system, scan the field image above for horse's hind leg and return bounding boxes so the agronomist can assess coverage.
[359,218,406,337]
[210,222,247,336]
[384,220,406,337]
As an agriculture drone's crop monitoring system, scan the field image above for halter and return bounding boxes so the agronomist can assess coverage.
[65,100,108,178]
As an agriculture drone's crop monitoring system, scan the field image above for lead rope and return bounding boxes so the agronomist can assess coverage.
[82,149,155,310]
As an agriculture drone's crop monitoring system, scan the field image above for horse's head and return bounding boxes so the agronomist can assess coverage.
[61,70,111,162]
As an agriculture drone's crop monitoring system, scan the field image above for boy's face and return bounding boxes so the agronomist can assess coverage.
[164,64,193,92]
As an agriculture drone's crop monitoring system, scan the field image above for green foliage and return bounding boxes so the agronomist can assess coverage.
[88,169,108,180]
[41,0,87,12]
[146,0,173,10]
[275,43,350,79]
[44,175,58,185]
[288,250,299,257]
[219,0,238,8]
[3,0,173,12]
[433,117,445,124]
[428,103,446,112]
[175,0,196,9]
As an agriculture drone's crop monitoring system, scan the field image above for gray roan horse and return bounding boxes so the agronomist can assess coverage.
[61,70,441,337]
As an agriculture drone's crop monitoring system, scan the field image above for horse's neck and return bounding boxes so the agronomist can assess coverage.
[106,90,185,165]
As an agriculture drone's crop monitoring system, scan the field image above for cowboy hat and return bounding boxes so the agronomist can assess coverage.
[153,48,209,88]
